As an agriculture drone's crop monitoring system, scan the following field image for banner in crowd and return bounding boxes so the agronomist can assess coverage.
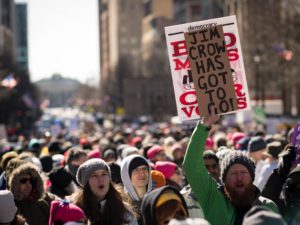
[165,15,250,122]
[292,124,300,164]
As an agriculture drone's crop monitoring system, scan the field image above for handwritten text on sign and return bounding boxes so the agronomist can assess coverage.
[184,26,238,116]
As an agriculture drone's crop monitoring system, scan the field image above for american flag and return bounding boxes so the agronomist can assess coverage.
[1,74,17,89]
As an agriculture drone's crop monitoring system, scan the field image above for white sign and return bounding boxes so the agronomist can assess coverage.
[165,15,250,122]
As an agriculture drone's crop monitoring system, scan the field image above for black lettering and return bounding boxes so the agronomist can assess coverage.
[206,58,216,73]
[189,46,198,60]
[210,26,221,40]
[208,74,218,87]
[195,60,205,74]
[197,44,206,58]
[218,71,227,84]
[198,76,207,90]
[206,89,215,102]
[217,87,226,100]
[215,55,224,69]
[219,100,229,112]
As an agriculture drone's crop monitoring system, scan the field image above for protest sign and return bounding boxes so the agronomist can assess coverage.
[165,15,250,122]
[292,124,300,164]
[184,25,238,116]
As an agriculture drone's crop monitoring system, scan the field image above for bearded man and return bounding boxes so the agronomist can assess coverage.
[183,115,278,225]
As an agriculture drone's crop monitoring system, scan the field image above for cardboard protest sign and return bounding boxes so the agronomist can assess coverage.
[292,124,300,164]
[184,26,238,116]
[165,15,250,122]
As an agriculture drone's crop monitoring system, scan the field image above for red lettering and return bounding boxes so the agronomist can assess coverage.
[171,41,188,57]
[224,33,236,48]
[181,105,200,117]
[234,84,245,97]
[179,91,197,105]
[173,58,190,70]
[237,97,247,109]
[228,49,239,61]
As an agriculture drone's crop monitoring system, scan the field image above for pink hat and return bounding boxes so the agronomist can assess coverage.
[131,137,142,146]
[147,145,164,161]
[88,149,101,159]
[49,200,85,225]
[154,161,177,179]
[205,138,214,150]
[231,132,246,146]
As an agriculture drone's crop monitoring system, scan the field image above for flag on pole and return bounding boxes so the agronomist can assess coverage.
[1,74,17,89]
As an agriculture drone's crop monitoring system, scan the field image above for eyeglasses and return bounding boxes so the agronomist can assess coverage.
[19,177,33,184]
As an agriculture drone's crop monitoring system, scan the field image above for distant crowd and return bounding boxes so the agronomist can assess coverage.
[0,115,299,225]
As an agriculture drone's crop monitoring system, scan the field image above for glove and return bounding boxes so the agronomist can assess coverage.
[276,144,296,176]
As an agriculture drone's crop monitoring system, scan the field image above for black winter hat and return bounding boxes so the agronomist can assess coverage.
[49,167,73,189]
[129,157,149,178]
[220,150,256,183]
[48,141,62,154]
[248,137,267,153]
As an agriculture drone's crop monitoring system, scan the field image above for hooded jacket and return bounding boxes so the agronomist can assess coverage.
[141,185,188,225]
[9,163,57,225]
[183,123,278,225]
[121,154,152,225]
[263,165,300,224]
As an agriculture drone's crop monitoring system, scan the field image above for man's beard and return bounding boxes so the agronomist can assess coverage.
[224,183,257,207]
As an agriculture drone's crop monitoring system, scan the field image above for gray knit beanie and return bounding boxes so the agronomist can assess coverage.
[220,150,255,183]
[76,158,111,187]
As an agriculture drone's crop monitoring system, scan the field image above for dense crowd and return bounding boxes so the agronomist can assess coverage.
[0,115,299,225]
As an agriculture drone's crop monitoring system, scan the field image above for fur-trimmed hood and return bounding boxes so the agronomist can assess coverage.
[9,162,45,201]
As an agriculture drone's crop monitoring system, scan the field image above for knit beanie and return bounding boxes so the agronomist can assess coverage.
[247,137,267,152]
[151,170,166,188]
[0,190,17,223]
[147,145,164,161]
[220,150,256,183]
[76,158,111,187]
[49,200,86,225]
[242,205,285,225]
[154,161,177,179]
[128,156,149,178]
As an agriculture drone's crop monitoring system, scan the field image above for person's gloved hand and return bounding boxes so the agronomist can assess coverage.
[277,144,296,176]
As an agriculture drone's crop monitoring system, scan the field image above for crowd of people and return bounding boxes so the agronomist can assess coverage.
[0,115,299,225]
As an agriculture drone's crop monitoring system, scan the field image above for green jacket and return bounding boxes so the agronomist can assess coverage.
[183,122,278,225]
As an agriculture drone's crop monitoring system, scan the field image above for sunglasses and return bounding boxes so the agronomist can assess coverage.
[19,177,33,184]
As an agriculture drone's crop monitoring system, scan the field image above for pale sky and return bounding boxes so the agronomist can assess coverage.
[16,0,100,85]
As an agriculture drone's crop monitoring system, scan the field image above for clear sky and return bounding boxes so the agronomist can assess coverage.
[16,0,100,85]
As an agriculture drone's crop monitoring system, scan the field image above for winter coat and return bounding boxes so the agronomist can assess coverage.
[9,163,57,225]
[183,123,278,225]
[141,185,188,225]
[262,165,300,224]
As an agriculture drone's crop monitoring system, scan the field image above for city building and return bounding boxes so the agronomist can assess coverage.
[35,74,81,107]
[15,3,28,72]
[0,0,16,76]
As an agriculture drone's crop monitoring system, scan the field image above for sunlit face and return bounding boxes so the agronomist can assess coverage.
[170,168,183,187]
[204,158,220,182]
[88,169,110,201]
[131,165,149,189]
[225,164,252,196]
[155,151,167,162]
[18,175,33,199]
